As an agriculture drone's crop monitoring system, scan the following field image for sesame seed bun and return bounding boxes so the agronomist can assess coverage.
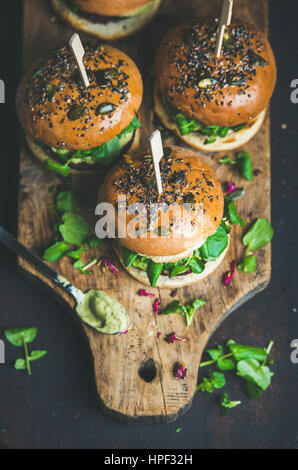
[99,145,224,257]
[16,43,143,150]
[115,239,229,288]
[51,0,162,40]
[154,86,266,152]
[155,19,276,130]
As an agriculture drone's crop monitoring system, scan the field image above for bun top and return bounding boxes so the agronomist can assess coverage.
[99,145,224,257]
[74,0,153,17]
[17,43,143,150]
[155,19,276,127]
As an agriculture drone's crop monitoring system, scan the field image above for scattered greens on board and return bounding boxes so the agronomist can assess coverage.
[218,152,254,181]
[4,327,47,375]
[43,189,102,273]
[237,218,274,274]
[197,339,274,413]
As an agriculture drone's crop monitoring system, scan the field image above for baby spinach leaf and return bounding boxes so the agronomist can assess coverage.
[162,300,183,315]
[120,246,138,267]
[224,199,245,227]
[169,264,189,278]
[236,152,254,181]
[237,255,256,273]
[200,225,229,261]
[43,241,70,262]
[147,261,163,287]
[59,212,90,245]
[237,358,271,391]
[242,218,274,253]
[228,344,268,362]
[189,257,205,274]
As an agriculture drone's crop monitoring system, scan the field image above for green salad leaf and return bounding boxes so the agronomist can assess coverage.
[199,225,229,261]
[220,393,241,413]
[242,218,274,253]
[236,152,254,181]
[59,212,90,245]
[43,241,70,262]
[197,371,226,393]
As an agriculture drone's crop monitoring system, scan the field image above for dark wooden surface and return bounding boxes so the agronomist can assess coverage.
[0,0,297,449]
[18,0,272,423]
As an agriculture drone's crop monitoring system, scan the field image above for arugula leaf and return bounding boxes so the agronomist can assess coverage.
[147,261,163,287]
[220,392,241,413]
[237,358,271,391]
[237,255,256,273]
[200,225,229,261]
[242,218,274,253]
[56,191,75,213]
[197,371,226,393]
[176,113,201,135]
[43,241,70,262]
[236,152,254,181]
[4,327,37,347]
[59,212,90,245]
[89,136,121,166]
[224,198,245,227]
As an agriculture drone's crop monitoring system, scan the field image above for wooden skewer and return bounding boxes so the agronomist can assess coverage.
[149,130,164,195]
[69,33,90,88]
[215,0,234,58]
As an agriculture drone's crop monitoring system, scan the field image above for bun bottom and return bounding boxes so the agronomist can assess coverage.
[154,88,266,152]
[115,240,229,288]
[25,128,140,175]
[51,0,162,40]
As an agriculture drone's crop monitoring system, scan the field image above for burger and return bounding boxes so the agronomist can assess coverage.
[51,0,162,40]
[99,145,231,288]
[154,19,277,152]
[16,42,143,176]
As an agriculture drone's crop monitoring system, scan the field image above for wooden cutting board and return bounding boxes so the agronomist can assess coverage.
[18,0,271,423]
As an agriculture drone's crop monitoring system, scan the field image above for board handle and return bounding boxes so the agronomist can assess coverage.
[0,226,83,302]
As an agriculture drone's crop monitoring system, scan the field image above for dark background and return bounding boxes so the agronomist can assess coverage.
[0,0,297,450]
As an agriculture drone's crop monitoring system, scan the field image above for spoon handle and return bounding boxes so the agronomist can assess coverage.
[0,226,84,303]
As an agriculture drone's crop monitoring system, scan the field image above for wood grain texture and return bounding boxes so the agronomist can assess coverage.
[18,0,270,423]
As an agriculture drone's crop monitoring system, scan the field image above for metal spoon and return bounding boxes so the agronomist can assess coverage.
[0,226,129,335]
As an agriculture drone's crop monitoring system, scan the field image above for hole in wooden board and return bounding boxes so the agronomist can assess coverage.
[138,358,157,383]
